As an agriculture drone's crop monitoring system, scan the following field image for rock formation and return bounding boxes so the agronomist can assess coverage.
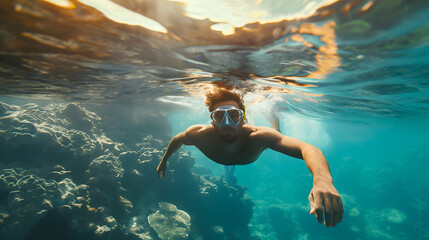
[0,101,257,240]
[147,202,191,240]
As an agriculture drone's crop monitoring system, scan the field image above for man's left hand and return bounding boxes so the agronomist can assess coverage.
[308,181,343,227]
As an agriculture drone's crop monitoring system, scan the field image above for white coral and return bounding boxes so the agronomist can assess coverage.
[147,202,191,240]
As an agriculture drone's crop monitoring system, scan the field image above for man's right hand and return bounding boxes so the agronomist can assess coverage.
[157,161,166,178]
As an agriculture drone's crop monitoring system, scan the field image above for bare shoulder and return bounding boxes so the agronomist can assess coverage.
[181,125,213,144]
[247,126,309,155]
[245,125,280,137]
[244,125,283,147]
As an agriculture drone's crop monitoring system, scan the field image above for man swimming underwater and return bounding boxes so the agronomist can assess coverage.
[157,87,343,227]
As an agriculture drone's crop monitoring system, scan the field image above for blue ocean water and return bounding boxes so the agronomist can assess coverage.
[1,0,429,239]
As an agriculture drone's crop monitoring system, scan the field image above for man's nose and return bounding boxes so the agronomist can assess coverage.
[224,115,232,125]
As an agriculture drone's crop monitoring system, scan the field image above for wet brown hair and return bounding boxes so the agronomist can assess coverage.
[205,87,245,112]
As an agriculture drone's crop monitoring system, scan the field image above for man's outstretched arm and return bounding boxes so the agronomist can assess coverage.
[157,125,200,178]
[157,132,186,178]
[261,127,344,227]
[302,145,343,228]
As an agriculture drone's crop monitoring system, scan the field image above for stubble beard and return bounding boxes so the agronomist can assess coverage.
[220,133,237,143]
[218,128,239,143]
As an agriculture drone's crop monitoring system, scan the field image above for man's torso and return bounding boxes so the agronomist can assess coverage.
[188,125,269,165]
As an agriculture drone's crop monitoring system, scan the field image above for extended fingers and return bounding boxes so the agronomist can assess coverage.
[310,189,343,227]
[323,194,333,227]
[326,193,343,227]
[337,195,344,223]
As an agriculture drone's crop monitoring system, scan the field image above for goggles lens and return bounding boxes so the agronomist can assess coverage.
[212,111,226,123]
[210,106,243,126]
[226,109,242,123]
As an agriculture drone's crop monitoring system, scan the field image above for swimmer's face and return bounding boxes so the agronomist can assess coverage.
[211,100,244,143]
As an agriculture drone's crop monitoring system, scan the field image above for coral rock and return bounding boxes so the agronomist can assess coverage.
[147,202,191,240]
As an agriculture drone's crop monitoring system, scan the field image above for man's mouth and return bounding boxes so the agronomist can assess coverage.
[222,126,234,131]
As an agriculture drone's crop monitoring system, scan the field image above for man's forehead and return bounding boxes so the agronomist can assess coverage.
[213,100,239,110]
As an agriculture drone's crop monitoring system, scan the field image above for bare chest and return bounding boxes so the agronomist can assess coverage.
[194,138,265,165]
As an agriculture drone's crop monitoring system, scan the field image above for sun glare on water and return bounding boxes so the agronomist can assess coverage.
[43,0,168,33]
[43,0,338,35]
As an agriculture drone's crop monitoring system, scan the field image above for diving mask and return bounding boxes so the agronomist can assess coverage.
[210,105,244,128]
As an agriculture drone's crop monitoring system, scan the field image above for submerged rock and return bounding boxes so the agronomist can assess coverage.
[0,169,61,239]
[147,202,191,240]
[88,153,124,187]
[0,101,256,240]
[59,103,99,131]
[381,208,407,224]
[0,103,124,174]
[128,214,153,240]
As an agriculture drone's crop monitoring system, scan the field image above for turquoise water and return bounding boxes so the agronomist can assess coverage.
[1,0,429,239]
[171,108,429,239]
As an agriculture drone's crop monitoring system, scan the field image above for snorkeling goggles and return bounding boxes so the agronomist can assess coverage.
[210,105,244,128]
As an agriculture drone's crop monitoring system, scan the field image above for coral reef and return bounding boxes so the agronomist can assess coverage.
[0,101,256,240]
[0,102,125,177]
[0,169,61,239]
[147,202,191,240]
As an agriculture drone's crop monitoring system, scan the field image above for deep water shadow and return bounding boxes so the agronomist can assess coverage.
[267,206,296,240]
[23,209,77,240]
